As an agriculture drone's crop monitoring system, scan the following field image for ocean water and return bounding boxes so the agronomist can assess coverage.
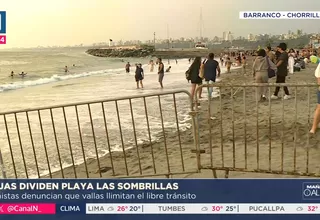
[0,47,235,178]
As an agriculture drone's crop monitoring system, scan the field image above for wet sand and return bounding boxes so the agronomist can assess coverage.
[48,58,320,179]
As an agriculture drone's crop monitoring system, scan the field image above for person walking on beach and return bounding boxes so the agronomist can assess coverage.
[271,43,291,100]
[252,49,277,101]
[125,62,131,73]
[310,62,320,134]
[135,63,144,89]
[204,53,221,98]
[157,58,164,88]
[187,57,203,106]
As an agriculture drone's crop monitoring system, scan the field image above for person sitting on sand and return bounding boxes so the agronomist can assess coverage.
[135,63,144,89]
[252,49,277,101]
[226,58,232,73]
[165,66,171,73]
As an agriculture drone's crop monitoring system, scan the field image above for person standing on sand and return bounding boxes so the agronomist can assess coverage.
[252,49,277,101]
[157,58,164,88]
[204,53,221,98]
[188,57,203,106]
[310,62,320,134]
[266,46,275,63]
[226,58,232,73]
[149,60,155,72]
[125,62,131,73]
[241,54,247,74]
[288,49,295,74]
[135,63,144,89]
[271,43,291,100]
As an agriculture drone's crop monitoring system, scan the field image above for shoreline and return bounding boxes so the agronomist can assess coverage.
[43,64,244,179]
[25,58,320,179]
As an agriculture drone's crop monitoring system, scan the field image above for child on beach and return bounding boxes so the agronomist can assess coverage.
[226,58,232,73]
[149,60,155,72]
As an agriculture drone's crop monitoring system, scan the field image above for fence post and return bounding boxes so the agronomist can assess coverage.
[0,149,7,179]
[190,107,202,172]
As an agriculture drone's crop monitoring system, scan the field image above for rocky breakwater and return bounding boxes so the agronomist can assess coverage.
[86,45,155,58]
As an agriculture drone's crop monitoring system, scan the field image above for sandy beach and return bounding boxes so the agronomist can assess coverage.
[46,57,320,179]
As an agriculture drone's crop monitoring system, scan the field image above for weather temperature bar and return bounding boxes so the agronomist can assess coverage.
[86,203,320,214]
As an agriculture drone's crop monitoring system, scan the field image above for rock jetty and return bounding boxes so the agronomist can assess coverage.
[86,45,155,58]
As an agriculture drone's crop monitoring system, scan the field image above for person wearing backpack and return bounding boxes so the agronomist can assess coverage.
[252,49,277,101]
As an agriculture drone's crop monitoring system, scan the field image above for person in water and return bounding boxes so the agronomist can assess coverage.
[165,66,171,72]
[149,60,155,72]
[157,58,165,88]
[10,71,14,78]
[64,66,69,73]
[125,62,131,73]
[19,72,27,78]
[135,63,144,89]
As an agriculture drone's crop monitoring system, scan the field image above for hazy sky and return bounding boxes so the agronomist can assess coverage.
[2,0,320,48]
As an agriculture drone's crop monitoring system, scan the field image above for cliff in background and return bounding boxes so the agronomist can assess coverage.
[86,45,155,58]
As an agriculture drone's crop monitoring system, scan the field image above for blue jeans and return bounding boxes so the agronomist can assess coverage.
[206,80,214,98]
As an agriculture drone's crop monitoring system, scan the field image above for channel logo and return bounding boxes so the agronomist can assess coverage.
[0,11,6,34]
[0,11,6,45]
[302,182,320,200]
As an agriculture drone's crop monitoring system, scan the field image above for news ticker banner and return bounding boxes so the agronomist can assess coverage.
[240,11,320,19]
[0,11,6,44]
[0,179,319,217]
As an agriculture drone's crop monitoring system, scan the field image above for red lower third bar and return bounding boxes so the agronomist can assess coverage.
[0,35,6,44]
[0,203,56,214]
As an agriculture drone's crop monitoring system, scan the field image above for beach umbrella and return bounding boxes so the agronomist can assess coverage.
[310,55,318,64]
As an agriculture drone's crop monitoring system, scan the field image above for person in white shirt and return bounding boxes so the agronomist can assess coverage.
[310,63,320,133]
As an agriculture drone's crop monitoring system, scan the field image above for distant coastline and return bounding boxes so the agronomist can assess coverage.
[86,45,155,58]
